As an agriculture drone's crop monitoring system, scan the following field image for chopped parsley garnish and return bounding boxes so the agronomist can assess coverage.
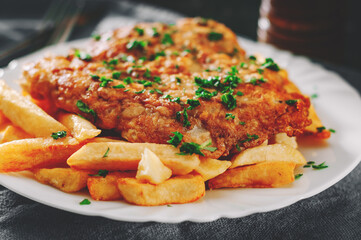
[123,77,133,85]
[143,69,152,78]
[89,169,109,178]
[236,144,242,152]
[126,40,147,51]
[208,32,223,41]
[176,77,181,84]
[195,87,217,100]
[153,76,162,83]
[79,199,91,205]
[240,133,259,143]
[152,27,160,37]
[154,51,166,60]
[134,27,144,36]
[225,113,235,120]
[103,59,118,70]
[51,130,67,140]
[92,34,101,41]
[112,84,125,89]
[221,92,237,110]
[249,55,257,61]
[76,100,97,120]
[249,77,267,86]
[236,91,244,96]
[170,97,181,104]
[102,147,110,158]
[179,142,204,156]
[186,99,200,110]
[176,108,191,127]
[311,93,318,99]
[135,89,146,94]
[240,62,248,68]
[112,71,121,79]
[167,131,183,147]
[161,33,174,45]
[90,74,100,80]
[200,139,217,152]
[239,121,246,125]
[262,58,280,71]
[316,126,326,132]
[74,49,92,61]
[136,80,153,87]
[295,173,303,180]
[154,88,163,94]
[312,162,328,170]
[257,68,264,74]
[285,99,298,106]
[329,128,336,133]
[99,76,113,87]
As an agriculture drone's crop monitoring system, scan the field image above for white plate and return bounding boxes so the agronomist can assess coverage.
[0,38,361,223]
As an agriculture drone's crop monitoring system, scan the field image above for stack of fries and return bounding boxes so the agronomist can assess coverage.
[0,79,324,206]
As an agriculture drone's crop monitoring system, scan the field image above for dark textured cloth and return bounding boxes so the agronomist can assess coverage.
[0,2,361,239]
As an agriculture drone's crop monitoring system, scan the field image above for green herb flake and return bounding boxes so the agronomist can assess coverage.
[221,92,237,110]
[112,84,125,89]
[123,77,133,85]
[103,147,110,158]
[195,87,217,100]
[236,91,244,96]
[90,74,100,80]
[208,32,223,41]
[153,76,162,83]
[161,33,174,45]
[236,144,242,152]
[103,59,119,70]
[112,71,121,79]
[92,34,101,41]
[312,162,328,170]
[89,169,109,178]
[295,173,303,180]
[76,100,97,121]
[329,128,336,133]
[134,27,144,36]
[51,130,67,140]
[178,142,204,156]
[134,89,146,94]
[99,76,113,87]
[126,40,148,51]
[143,69,152,78]
[187,99,200,110]
[285,99,298,106]
[311,93,318,99]
[152,27,160,37]
[239,121,246,125]
[262,58,280,71]
[167,131,183,147]
[74,49,92,62]
[79,199,91,205]
[257,68,264,74]
[154,51,166,60]
[316,126,326,133]
[249,55,257,61]
[154,89,163,94]
[240,133,259,143]
[225,113,235,120]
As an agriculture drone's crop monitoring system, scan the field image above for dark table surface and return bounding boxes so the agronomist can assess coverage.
[0,1,361,239]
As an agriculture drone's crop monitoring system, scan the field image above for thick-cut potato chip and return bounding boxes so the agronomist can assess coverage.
[67,142,200,175]
[0,80,67,137]
[274,133,297,149]
[117,174,205,206]
[1,125,33,143]
[230,144,306,169]
[58,112,101,142]
[0,137,82,172]
[33,168,92,193]
[87,171,135,201]
[195,157,231,181]
[208,162,296,189]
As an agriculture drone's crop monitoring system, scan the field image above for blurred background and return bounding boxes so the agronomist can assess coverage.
[0,0,360,71]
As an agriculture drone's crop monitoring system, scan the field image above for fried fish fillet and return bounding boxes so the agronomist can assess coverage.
[22,18,311,158]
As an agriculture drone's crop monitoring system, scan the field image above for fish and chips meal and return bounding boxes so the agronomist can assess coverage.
[0,18,331,206]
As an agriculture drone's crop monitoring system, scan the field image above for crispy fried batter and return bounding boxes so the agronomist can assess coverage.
[22,18,311,158]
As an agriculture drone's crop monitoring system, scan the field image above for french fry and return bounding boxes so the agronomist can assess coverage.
[274,133,297,149]
[304,104,331,139]
[230,144,306,169]
[0,137,82,172]
[208,162,296,189]
[195,157,231,181]
[87,171,135,201]
[117,174,205,206]
[1,125,33,143]
[0,80,68,137]
[67,142,200,175]
[58,112,101,142]
[33,168,93,193]
[136,148,172,184]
